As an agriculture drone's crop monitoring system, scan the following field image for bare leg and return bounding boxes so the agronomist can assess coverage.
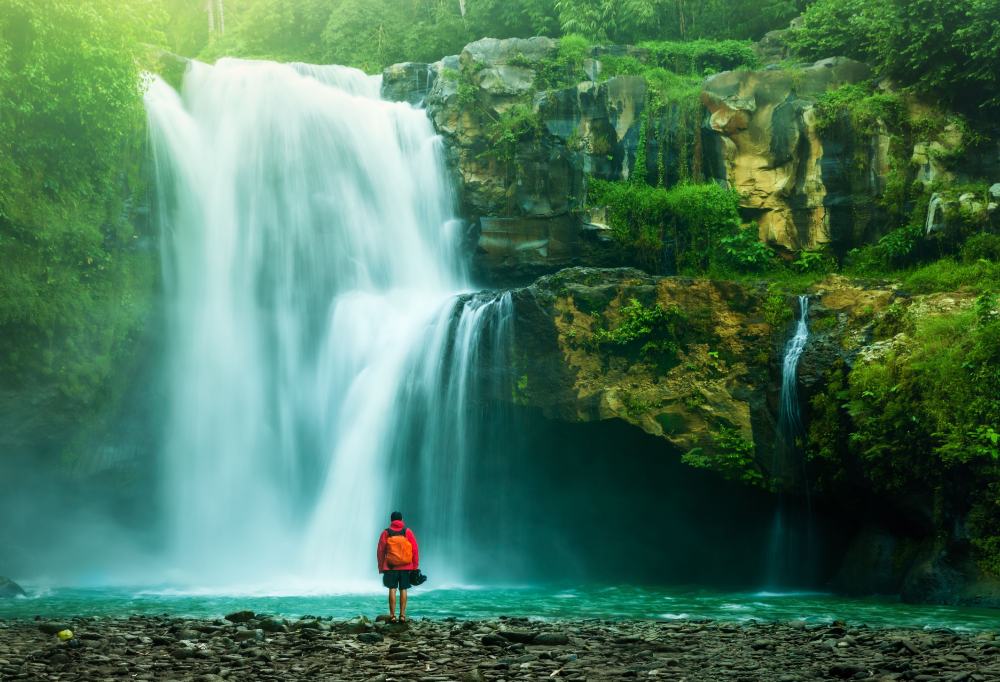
[400,589,408,621]
[388,588,397,620]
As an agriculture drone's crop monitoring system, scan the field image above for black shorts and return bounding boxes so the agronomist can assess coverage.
[382,570,412,590]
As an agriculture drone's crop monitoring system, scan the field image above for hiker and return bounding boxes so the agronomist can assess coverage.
[376,511,419,623]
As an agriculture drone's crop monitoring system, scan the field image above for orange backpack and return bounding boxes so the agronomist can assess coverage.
[385,527,413,568]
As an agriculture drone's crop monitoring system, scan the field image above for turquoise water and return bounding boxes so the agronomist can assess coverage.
[2,585,997,632]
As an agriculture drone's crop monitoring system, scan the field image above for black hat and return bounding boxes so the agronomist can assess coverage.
[390,511,403,521]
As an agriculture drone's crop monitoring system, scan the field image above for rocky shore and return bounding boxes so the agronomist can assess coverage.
[1,612,997,681]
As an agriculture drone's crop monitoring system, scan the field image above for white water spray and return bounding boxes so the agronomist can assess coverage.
[146,58,507,589]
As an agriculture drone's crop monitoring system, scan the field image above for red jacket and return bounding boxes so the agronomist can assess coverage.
[376,520,419,573]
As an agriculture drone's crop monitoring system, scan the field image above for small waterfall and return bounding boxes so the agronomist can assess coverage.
[146,58,510,588]
[765,295,811,587]
[778,295,810,444]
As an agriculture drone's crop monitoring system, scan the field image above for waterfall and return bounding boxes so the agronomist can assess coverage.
[145,58,507,589]
[766,295,810,587]
[778,295,810,443]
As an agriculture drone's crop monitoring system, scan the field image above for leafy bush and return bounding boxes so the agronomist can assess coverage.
[839,301,1000,573]
[718,226,776,272]
[682,427,763,486]
[790,0,1000,117]
[588,180,744,273]
[813,84,905,135]
[961,233,1000,263]
[638,39,759,74]
[592,297,686,363]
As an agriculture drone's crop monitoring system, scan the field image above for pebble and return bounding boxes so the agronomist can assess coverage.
[0,615,994,680]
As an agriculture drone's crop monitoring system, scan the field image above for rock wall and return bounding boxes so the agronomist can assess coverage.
[701,58,878,252]
[384,39,998,283]
[500,266,1000,606]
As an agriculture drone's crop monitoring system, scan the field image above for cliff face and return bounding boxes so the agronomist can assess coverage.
[384,39,997,283]
[502,266,1000,606]
[701,58,877,252]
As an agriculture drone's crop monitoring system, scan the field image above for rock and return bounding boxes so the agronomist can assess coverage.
[829,665,866,679]
[38,622,70,635]
[343,615,372,633]
[702,57,875,251]
[481,633,507,647]
[174,628,201,641]
[233,628,264,642]
[224,610,255,623]
[498,629,537,644]
[259,618,287,633]
[0,577,25,598]
[534,631,570,645]
[990,183,1000,201]
[509,268,775,474]
[357,632,383,644]
[380,62,435,105]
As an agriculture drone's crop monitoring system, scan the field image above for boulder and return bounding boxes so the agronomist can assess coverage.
[380,62,435,105]
[0,576,25,598]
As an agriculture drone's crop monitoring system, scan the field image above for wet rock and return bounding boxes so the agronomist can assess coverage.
[357,632,383,644]
[259,618,287,633]
[499,629,537,644]
[225,610,255,623]
[38,622,70,635]
[534,631,570,645]
[0,577,25,598]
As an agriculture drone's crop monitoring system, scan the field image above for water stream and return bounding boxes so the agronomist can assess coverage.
[766,295,812,587]
[145,58,508,589]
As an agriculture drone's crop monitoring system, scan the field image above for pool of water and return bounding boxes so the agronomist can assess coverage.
[2,585,997,632]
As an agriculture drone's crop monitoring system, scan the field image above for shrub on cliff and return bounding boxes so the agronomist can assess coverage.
[809,294,1000,575]
[790,0,1000,116]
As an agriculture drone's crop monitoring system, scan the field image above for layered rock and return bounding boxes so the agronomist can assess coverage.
[509,268,776,477]
[701,58,879,251]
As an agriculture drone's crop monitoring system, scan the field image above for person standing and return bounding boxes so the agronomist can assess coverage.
[376,511,419,623]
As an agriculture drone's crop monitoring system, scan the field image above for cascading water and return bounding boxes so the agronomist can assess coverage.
[145,58,509,589]
[778,295,810,443]
[765,295,811,587]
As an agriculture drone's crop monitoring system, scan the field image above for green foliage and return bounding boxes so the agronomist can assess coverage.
[535,34,591,90]
[813,84,905,135]
[638,39,759,74]
[485,103,541,164]
[588,180,749,274]
[791,249,836,274]
[837,303,1000,573]
[762,292,793,332]
[902,258,1000,295]
[790,0,1000,117]
[961,233,1000,264]
[718,227,776,272]
[682,427,763,486]
[592,297,686,363]
[0,0,158,405]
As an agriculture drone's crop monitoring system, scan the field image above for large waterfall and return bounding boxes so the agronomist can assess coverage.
[145,59,509,589]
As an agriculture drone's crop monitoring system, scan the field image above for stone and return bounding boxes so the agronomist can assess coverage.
[534,631,570,645]
[357,632,383,644]
[224,610,255,623]
[234,628,264,642]
[380,62,435,105]
[259,618,287,633]
[498,629,538,644]
[38,622,71,635]
[0,577,25,598]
